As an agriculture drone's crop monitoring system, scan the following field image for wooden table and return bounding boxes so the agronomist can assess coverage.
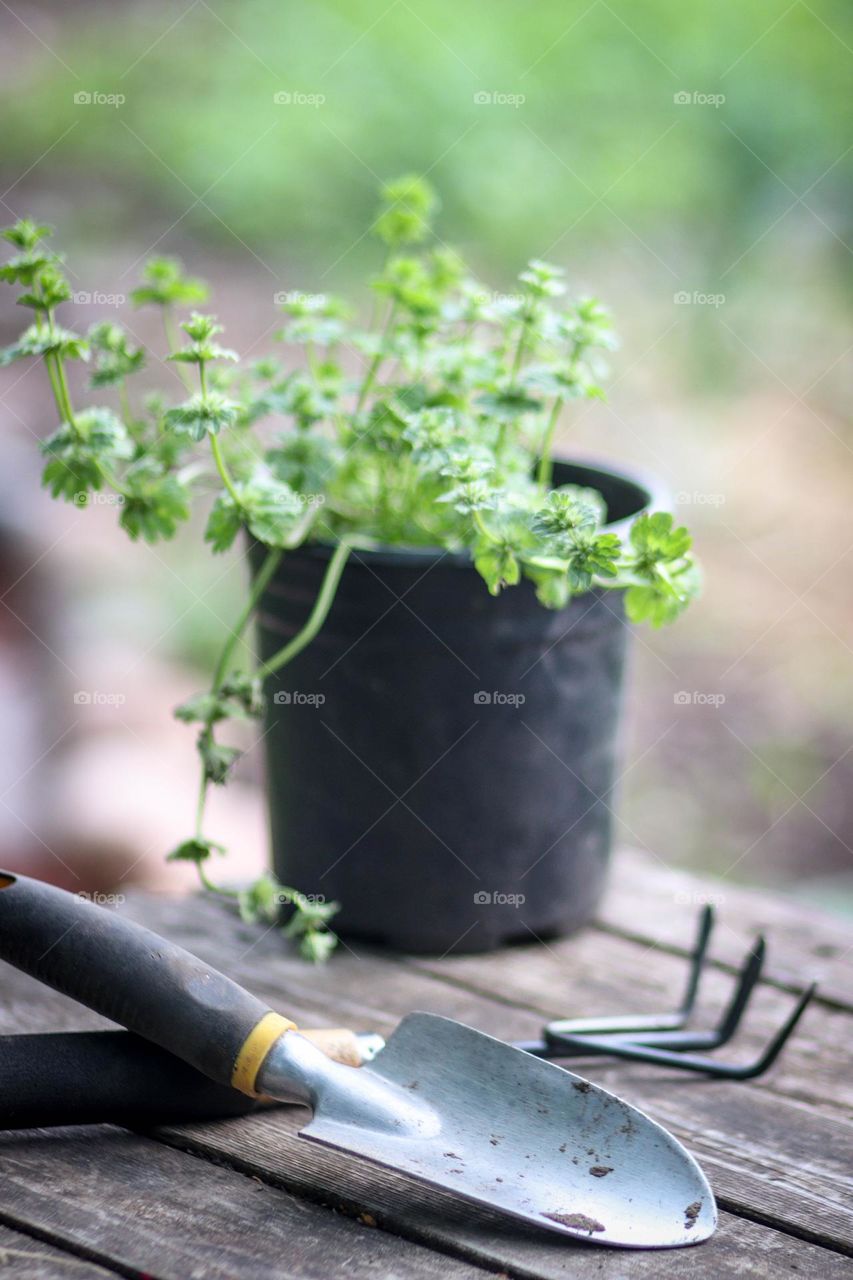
[1,848,850,1279]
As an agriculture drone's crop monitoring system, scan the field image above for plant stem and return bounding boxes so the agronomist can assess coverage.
[192,540,351,884]
[54,357,76,427]
[44,353,65,421]
[192,547,281,853]
[537,397,564,492]
[193,762,210,841]
[355,303,396,414]
[44,306,77,428]
[210,432,241,505]
[163,308,193,390]
[211,546,282,691]
[202,357,243,507]
[473,509,500,544]
[510,318,529,385]
[197,857,236,897]
[256,539,351,680]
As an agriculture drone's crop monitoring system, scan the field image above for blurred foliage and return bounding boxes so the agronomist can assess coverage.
[1,0,851,897]
[2,0,850,290]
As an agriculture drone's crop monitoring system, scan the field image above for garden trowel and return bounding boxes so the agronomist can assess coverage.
[0,869,715,1248]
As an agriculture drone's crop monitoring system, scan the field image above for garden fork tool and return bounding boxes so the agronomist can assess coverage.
[0,869,715,1249]
[515,905,818,1078]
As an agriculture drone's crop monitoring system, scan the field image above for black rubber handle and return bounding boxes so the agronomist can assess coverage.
[0,1032,261,1129]
[0,870,276,1088]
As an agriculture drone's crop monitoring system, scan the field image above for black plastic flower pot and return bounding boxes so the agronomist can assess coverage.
[255,459,664,955]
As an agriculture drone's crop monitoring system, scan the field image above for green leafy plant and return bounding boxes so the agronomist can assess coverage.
[0,180,699,960]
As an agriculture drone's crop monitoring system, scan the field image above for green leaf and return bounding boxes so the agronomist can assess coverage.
[476,388,542,421]
[374,174,438,247]
[625,583,680,627]
[175,673,263,727]
[629,511,692,569]
[241,475,309,547]
[40,408,132,503]
[519,259,566,299]
[262,369,342,428]
[527,565,571,610]
[166,836,225,865]
[625,559,701,626]
[437,479,495,515]
[531,490,600,546]
[198,733,241,785]
[169,342,239,365]
[174,691,229,725]
[180,312,221,342]
[373,255,442,317]
[237,873,285,925]
[297,929,338,964]
[42,451,102,502]
[163,392,240,440]
[474,540,521,596]
[1,323,88,367]
[565,531,621,592]
[119,467,190,543]
[267,432,337,493]
[88,321,145,386]
[2,218,53,251]
[131,257,208,309]
[15,263,71,310]
[219,671,264,718]
[205,492,243,552]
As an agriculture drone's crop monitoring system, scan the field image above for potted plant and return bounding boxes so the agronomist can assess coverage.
[0,177,698,957]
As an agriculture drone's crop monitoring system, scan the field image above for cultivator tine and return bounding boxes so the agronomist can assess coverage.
[515,908,815,1081]
[535,981,817,1079]
[544,904,716,1041]
[605,934,766,1053]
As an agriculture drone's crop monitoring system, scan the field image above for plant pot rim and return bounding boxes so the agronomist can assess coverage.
[305,453,669,569]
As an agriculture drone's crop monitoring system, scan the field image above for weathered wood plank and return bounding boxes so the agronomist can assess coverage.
[408,927,853,1119]
[0,1222,119,1278]
[115,889,853,1125]
[158,1109,853,1279]
[2,893,850,1255]
[0,1128,494,1280]
[597,848,853,1010]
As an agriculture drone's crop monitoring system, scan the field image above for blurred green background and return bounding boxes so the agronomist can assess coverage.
[0,0,851,907]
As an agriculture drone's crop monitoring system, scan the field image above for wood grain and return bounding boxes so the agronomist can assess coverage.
[596,848,853,1010]
[0,1128,493,1280]
[0,1223,120,1279]
[1,848,851,1279]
